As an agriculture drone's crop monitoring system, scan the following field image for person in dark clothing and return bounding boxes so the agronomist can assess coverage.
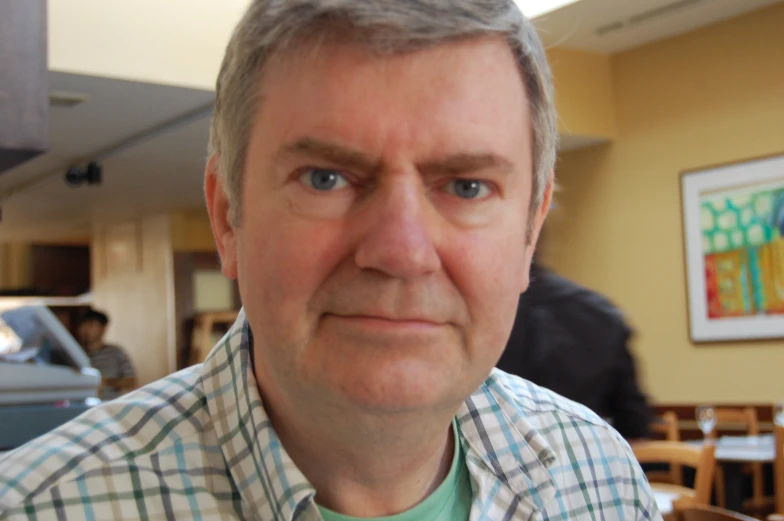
[496,263,652,440]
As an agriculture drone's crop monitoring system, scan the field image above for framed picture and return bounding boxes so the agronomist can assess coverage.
[681,153,784,343]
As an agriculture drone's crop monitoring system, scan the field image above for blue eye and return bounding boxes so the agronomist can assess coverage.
[445,179,491,199]
[299,169,350,191]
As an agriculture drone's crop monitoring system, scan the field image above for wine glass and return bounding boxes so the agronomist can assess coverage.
[696,405,717,442]
[774,401,784,426]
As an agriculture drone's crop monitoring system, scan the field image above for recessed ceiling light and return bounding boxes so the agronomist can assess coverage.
[49,91,89,108]
[514,0,582,18]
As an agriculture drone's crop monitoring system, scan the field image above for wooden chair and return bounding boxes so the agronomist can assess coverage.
[188,310,239,365]
[648,411,683,485]
[651,411,681,441]
[677,505,760,521]
[633,441,716,508]
[770,425,784,520]
[708,407,765,512]
[100,376,138,396]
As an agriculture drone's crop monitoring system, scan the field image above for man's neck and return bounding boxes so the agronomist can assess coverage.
[85,341,104,353]
[262,387,458,518]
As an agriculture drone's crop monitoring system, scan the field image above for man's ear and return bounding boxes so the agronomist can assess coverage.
[204,155,239,280]
[520,172,554,292]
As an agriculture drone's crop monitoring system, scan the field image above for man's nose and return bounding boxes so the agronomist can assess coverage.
[354,176,442,279]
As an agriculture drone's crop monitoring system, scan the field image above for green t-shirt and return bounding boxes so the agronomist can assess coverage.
[317,421,472,521]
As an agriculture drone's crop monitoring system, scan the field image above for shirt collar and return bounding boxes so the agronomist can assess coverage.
[202,310,316,521]
[202,310,558,520]
[458,376,558,513]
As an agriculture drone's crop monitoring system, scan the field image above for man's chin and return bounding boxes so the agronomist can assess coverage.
[321,370,467,415]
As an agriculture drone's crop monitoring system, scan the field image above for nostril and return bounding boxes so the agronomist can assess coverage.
[352,180,442,277]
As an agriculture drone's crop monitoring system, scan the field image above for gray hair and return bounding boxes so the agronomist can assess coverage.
[209,0,557,226]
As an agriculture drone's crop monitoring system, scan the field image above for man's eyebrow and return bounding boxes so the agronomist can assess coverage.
[419,153,515,177]
[277,137,514,176]
[277,137,379,172]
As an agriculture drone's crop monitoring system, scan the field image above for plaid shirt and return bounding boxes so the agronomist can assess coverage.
[0,310,660,520]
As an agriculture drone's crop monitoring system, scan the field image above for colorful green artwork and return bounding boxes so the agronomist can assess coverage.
[700,182,784,318]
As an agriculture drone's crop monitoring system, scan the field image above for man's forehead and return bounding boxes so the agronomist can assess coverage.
[238,30,536,196]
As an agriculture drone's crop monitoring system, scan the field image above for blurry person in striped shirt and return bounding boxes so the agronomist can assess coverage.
[77,308,136,400]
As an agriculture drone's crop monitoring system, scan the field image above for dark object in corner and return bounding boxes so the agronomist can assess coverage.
[0,0,49,173]
[64,162,103,187]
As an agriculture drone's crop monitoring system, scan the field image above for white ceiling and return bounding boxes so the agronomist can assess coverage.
[1,0,781,243]
[534,0,783,53]
[0,72,213,242]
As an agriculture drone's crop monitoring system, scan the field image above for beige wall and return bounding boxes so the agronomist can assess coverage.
[547,48,617,141]
[170,210,217,252]
[544,3,784,404]
[49,0,249,89]
[0,243,32,290]
[91,215,177,385]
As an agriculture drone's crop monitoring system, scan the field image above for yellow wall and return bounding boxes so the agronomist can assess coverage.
[91,216,177,385]
[547,48,617,141]
[545,3,784,404]
[170,210,217,252]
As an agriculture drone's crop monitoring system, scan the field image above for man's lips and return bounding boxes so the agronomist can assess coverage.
[323,313,446,331]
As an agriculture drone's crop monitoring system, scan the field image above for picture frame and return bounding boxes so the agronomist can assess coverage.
[680,153,784,343]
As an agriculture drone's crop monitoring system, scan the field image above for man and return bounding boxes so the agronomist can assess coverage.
[77,308,136,400]
[0,1,660,519]
[497,262,653,440]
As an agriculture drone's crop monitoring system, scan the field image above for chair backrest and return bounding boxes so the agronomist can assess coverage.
[677,505,759,521]
[189,310,240,365]
[647,411,683,485]
[650,411,680,441]
[775,425,784,514]
[709,407,759,439]
[632,441,716,505]
[100,376,138,395]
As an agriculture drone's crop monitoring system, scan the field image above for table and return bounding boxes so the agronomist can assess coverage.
[686,435,775,512]
[653,488,680,515]
[687,435,776,463]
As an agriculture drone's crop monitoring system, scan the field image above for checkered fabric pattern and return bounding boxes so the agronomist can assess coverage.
[0,310,661,520]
